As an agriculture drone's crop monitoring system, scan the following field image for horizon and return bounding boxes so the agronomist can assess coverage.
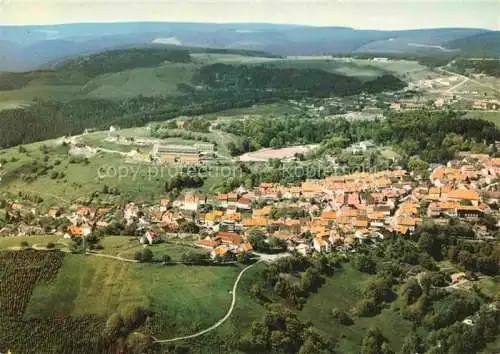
[0,19,496,32]
[1,0,498,30]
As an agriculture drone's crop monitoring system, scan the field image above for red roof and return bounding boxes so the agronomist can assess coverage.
[198,239,218,248]
[216,232,241,245]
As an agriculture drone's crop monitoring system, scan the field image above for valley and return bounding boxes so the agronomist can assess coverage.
[0,19,499,354]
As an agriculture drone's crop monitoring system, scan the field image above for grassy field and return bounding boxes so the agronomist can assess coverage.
[0,235,64,249]
[0,63,197,106]
[26,253,241,337]
[299,264,413,353]
[82,63,195,100]
[98,236,210,262]
[183,261,268,352]
[464,111,500,126]
[0,56,421,110]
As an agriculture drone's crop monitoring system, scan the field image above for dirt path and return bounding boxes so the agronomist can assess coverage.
[154,261,261,343]
[86,251,139,263]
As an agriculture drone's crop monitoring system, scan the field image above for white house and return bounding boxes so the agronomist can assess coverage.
[140,230,159,245]
[313,237,331,253]
[295,243,311,256]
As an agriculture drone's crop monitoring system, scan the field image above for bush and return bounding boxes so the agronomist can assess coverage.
[134,248,154,263]
[332,308,354,325]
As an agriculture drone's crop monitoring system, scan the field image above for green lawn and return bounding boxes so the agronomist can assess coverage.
[26,253,241,338]
[183,262,268,352]
[99,236,209,262]
[0,62,196,107]
[464,111,500,126]
[0,235,64,249]
[476,276,500,298]
[299,264,413,353]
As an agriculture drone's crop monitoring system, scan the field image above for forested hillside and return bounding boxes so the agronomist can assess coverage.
[55,47,192,77]
[221,111,500,163]
[451,59,500,78]
[194,63,406,97]
[0,50,407,148]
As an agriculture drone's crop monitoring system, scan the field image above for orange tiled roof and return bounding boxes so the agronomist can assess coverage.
[320,211,337,220]
[355,219,369,228]
[447,189,480,201]
[212,246,228,256]
[368,212,385,220]
[253,207,272,217]
[396,217,417,226]
[243,218,268,227]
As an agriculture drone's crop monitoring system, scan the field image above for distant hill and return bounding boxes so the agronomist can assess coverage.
[0,22,493,71]
[445,31,500,56]
[0,47,407,148]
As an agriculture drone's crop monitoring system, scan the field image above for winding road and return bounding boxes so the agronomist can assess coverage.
[154,260,261,343]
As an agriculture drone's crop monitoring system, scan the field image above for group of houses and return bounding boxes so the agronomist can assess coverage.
[3,154,498,257]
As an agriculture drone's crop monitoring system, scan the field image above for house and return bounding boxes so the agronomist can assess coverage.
[217,193,230,207]
[239,242,254,253]
[160,199,170,211]
[456,206,483,218]
[77,207,92,217]
[197,238,218,250]
[141,230,159,245]
[194,142,215,153]
[124,203,139,220]
[48,208,60,218]
[211,245,229,259]
[320,211,337,220]
[181,194,200,211]
[295,243,311,256]
[447,189,480,206]
[253,207,272,217]
[243,217,268,228]
[215,231,241,247]
[204,210,224,226]
[67,224,92,237]
[222,212,241,223]
[313,236,331,253]
[236,197,252,210]
[451,272,467,284]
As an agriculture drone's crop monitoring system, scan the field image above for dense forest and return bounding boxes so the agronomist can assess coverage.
[193,63,406,97]
[0,60,407,148]
[0,48,192,92]
[221,111,500,163]
[54,48,192,77]
[247,220,499,354]
[451,59,500,78]
[0,91,275,148]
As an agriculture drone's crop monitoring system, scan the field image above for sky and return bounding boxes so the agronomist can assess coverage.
[0,0,498,30]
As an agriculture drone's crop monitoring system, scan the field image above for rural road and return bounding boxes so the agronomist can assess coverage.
[439,67,500,94]
[154,260,261,343]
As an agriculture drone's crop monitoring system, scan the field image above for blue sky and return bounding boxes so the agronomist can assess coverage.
[0,0,498,29]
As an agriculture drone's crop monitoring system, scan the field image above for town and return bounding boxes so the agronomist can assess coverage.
[3,153,498,263]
